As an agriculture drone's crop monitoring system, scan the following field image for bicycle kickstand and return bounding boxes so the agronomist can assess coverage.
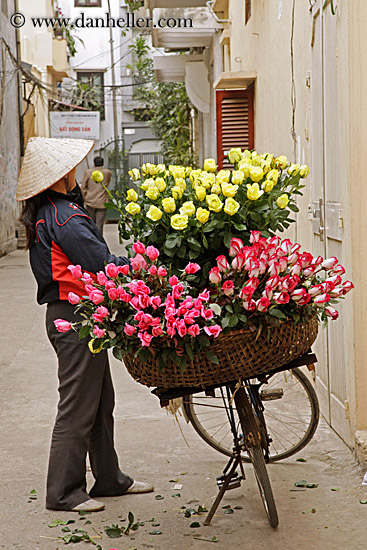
[204,450,244,526]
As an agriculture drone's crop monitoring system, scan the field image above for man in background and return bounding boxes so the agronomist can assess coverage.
[81,156,111,235]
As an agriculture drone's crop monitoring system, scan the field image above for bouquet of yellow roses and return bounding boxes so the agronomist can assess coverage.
[106,149,309,284]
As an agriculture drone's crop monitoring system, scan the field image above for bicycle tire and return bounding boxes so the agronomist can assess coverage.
[248,445,279,528]
[183,367,319,462]
[233,386,279,528]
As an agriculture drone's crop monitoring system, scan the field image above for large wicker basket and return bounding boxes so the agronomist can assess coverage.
[122,316,319,389]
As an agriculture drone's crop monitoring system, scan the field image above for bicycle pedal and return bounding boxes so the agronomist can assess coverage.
[216,473,242,490]
[260,388,284,401]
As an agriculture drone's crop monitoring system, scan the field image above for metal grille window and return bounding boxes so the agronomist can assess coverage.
[216,88,254,168]
[76,72,105,120]
[74,0,102,7]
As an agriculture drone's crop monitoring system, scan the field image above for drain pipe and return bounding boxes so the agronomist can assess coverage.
[206,0,230,24]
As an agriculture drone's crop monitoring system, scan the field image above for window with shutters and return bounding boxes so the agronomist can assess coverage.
[216,88,254,168]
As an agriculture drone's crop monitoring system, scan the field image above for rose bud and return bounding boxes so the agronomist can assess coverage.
[273,291,290,304]
[278,257,288,272]
[105,263,119,278]
[81,273,92,285]
[209,267,221,284]
[299,252,313,268]
[324,306,339,320]
[246,277,260,290]
[256,297,271,312]
[268,236,281,247]
[168,275,179,286]
[321,256,338,270]
[54,319,71,333]
[97,271,108,285]
[89,289,104,305]
[217,255,229,272]
[268,262,281,277]
[204,325,222,338]
[240,286,254,301]
[232,252,246,270]
[67,264,82,279]
[93,326,105,338]
[229,237,243,257]
[132,241,146,255]
[330,264,345,276]
[259,258,267,274]
[329,287,345,298]
[326,275,342,286]
[96,306,109,318]
[157,266,167,277]
[313,293,331,305]
[297,293,311,306]
[222,280,234,296]
[68,292,80,305]
[303,266,317,278]
[243,299,256,311]
[290,243,301,254]
[146,245,159,261]
[290,263,302,276]
[149,265,158,276]
[291,288,309,302]
[250,230,261,243]
[308,284,323,297]
[280,238,292,255]
[266,275,280,289]
[262,287,273,300]
[185,262,201,274]
[311,255,323,266]
[108,288,119,301]
[287,252,299,266]
[118,264,130,275]
[341,281,354,294]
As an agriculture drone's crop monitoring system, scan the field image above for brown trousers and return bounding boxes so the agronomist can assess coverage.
[85,206,106,236]
[45,301,132,510]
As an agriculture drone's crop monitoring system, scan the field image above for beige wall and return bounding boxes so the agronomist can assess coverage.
[220,0,366,454]
[18,0,69,140]
[348,0,367,434]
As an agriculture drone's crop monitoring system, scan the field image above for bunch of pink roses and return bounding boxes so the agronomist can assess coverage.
[54,241,222,370]
[207,231,353,330]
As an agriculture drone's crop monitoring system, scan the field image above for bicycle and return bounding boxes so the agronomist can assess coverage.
[183,365,319,463]
[154,350,318,528]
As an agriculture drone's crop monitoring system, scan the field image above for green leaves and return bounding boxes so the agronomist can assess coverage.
[269,308,287,320]
[48,519,75,528]
[104,524,122,538]
[78,324,90,340]
[206,350,219,364]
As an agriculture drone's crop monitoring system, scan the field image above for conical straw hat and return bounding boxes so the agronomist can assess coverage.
[16,137,94,201]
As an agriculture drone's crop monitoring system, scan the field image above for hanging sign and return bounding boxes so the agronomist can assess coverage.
[50,111,100,140]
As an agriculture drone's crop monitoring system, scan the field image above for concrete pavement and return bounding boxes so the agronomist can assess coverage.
[0,224,366,550]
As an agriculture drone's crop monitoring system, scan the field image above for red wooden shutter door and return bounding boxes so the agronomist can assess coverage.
[216,88,254,168]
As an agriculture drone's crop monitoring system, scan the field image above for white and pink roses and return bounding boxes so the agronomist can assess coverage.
[208,231,353,329]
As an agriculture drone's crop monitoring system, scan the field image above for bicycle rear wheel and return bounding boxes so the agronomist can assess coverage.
[183,367,319,462]
[233,386,278,528]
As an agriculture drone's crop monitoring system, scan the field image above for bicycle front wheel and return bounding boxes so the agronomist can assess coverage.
[183,367,319,462]
[233,386,279,528]
[248,445,279,528]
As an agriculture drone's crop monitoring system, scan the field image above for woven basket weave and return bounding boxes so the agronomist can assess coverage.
[122,316,319,389]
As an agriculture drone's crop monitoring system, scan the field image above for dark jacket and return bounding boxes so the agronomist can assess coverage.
[30,190,129,305]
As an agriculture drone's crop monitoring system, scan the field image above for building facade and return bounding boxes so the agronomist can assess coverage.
[146,0,367,465]
[57,0,161,186]
[0,0,21,255]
